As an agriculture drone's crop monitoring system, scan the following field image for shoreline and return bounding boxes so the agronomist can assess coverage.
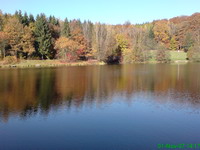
[0,60,190,69]
[0,60,106,68]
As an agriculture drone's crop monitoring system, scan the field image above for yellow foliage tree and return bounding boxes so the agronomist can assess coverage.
[122,48,135,63]
[169,36,178,50]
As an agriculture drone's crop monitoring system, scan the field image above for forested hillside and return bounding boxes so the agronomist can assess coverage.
[0,10,200,64]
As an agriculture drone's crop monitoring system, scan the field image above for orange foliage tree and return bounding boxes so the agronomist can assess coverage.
[55,36,80,61]
[153,20,170,48]
[0,31,8,59]
[70,20,87,60]
[21,26,35,57]
[3,17,23,57]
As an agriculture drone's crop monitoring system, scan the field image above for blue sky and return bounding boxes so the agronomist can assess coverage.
[0,0,199,24]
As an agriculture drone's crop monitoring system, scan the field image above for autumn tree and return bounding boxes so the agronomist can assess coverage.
[116,34,132,63]
[82,20,93,58]
[34,14,53,59]
[168,22,177,38]
[3,17,23,57]
[48,16,61,45]
[148,24,155,39]
[153,20,170,48]
[21,26,35,58]
[187,45,200,62]
[183,33,194,52]
[55,37,80,61]
[132,28,150,62]
[92,23,108,61]
[104,25,118,63]
[156,44,170,63]
[0,31,8,59]
[187,30,200,61]
[70,20,87,60]
[142,24,157,50]
[169,36,178,50]
[0,11,4,31]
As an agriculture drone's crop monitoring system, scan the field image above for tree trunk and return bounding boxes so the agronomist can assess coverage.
[3,45,5,59]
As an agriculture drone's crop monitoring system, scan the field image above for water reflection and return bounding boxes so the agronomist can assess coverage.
[0,64,200,121]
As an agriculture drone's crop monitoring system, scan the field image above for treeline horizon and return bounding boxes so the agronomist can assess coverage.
[0,10,200,64]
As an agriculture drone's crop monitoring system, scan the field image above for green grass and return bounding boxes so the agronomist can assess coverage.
[169,51,187,61]
[149,50,187,62]
[148,50,157,62]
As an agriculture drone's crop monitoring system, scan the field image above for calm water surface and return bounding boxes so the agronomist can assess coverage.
[0,64,200,150]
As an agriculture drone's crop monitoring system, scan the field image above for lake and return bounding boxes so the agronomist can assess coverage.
[0,64,200,150]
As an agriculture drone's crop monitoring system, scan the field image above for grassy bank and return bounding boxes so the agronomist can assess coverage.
[169,51,187,61]
[0,60,106,68]
[148,50,188,63]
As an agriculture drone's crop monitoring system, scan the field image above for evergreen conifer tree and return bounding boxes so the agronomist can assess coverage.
[29,14,35,23]
[22,12,29,26]
[34,14,53,59]
[61,18,70,37]
[14,10,23,23]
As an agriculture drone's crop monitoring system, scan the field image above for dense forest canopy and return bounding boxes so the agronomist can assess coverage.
[0,10,200,63]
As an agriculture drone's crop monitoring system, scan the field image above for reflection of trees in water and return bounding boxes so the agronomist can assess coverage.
[0,64,200,121]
